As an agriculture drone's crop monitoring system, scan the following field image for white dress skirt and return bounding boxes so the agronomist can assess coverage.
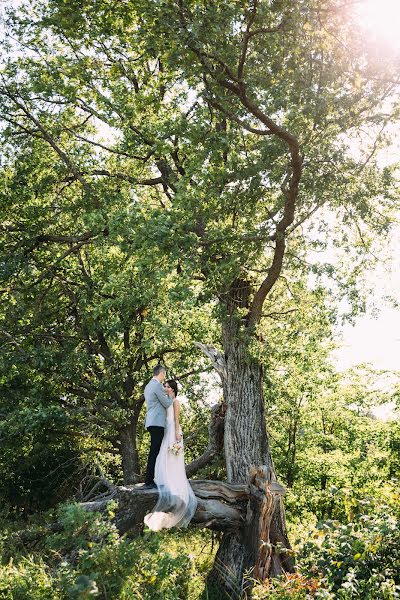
[143,401,198,530]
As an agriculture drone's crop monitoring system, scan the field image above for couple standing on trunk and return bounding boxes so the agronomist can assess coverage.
[141,364,197,530]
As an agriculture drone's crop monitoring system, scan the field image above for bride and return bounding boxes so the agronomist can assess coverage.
[143,378,198,530]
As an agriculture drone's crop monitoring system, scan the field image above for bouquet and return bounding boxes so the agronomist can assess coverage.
[168,440,184,455]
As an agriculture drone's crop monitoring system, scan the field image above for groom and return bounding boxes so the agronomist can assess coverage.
[141,364,173,489]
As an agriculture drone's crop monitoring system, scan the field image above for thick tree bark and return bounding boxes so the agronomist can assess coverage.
[222,318,272,482]
[206,443,293,598]
[82,476,285,537]
[201,294,294,598]
[78,461,291,599]
[119,417,140,484]
[82,469,291,600]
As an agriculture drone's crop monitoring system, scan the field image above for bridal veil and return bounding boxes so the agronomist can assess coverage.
[144,406,197,530]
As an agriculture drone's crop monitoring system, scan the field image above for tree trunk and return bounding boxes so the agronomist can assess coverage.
[205,313,294,598]
[222,317,272,482]
[119,417,140,484]
[114,479,248,535]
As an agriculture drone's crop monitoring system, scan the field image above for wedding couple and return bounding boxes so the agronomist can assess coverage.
[141,364,198,530]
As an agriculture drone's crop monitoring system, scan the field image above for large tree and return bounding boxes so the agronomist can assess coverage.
[1,0,399,597]
[0,53,217,486]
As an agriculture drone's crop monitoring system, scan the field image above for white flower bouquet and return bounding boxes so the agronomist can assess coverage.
[168,440,184,455]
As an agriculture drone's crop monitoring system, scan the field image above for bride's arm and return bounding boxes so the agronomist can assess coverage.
[173,398,182,441]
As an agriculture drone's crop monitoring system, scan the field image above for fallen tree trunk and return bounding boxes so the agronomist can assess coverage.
[80,469,286,544]
[115,478,248,535]
[79,467,289,599]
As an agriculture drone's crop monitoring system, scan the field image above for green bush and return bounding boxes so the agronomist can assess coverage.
[0,501,213,599]
[249,497,400,600]
[0,400,83,513]
[0,556,60,600]
[297,507,400,599]
[45,502,193,599]
[250,572,320,599]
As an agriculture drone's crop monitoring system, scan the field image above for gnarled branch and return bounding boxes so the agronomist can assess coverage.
[185,402,226,478]
[194,342,227,381]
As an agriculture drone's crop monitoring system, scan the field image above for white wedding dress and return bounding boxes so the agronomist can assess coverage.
[143,400,198,530]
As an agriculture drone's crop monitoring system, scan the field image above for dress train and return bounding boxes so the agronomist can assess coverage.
[144,403,197,530]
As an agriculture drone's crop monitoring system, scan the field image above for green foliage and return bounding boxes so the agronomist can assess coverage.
[297,502,400,598]
[248,499,400,599]
[2,499,400,599]
[256,278,397,524]
[1,0,399,494]
[0,556,60,600]
[0,369,82,511]
[1,0,400,596]
[388,421,400,478]
[0,502,217,599]
[251,573,320,599]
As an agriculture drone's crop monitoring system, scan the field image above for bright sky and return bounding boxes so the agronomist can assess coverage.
[330,142,400,379]
[332,237,400,374]
[333,311,400,370]
[325,0,400,380]
[302,0,400,418]
[329,179,399,417]
[358,0,400,54]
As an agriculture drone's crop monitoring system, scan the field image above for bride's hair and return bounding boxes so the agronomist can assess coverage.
[166,379,178,397]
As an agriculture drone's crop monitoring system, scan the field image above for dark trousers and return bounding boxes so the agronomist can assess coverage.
[144,425,165,485]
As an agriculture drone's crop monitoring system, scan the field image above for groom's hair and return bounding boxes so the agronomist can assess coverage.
[153,364,166,377]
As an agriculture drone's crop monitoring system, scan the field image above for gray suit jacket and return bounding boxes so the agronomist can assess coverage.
[144,377,173,428]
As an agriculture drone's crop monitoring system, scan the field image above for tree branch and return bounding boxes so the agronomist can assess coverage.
[1,83,99,207]
[185,402,226,478]
[194,342,227,381]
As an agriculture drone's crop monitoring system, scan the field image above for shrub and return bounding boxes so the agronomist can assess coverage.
[296,502,400,599]
[251,572,321,599]
[0,556,60,600]
[248,498,400,600]
[0,501,205,599]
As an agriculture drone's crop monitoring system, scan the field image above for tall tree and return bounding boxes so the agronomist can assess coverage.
[0,81,216,485]
[1,0,399,597]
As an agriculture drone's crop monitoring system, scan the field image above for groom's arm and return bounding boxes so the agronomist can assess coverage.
[154,382,173,408]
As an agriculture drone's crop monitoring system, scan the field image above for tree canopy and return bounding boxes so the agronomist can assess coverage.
[1,0,400,597]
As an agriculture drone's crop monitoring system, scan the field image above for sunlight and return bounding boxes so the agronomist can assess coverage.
[358,0,400,52]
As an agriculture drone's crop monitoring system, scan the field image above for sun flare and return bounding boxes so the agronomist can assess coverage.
[358,0,400,52]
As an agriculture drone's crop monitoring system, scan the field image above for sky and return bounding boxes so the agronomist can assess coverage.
[333,309,400,372]
[331,237,400,375]
[331,266,399,420]
[359,0,400,54]
[323,0,400,381]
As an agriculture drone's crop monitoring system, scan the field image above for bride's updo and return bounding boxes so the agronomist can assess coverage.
[166,379,178,397]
